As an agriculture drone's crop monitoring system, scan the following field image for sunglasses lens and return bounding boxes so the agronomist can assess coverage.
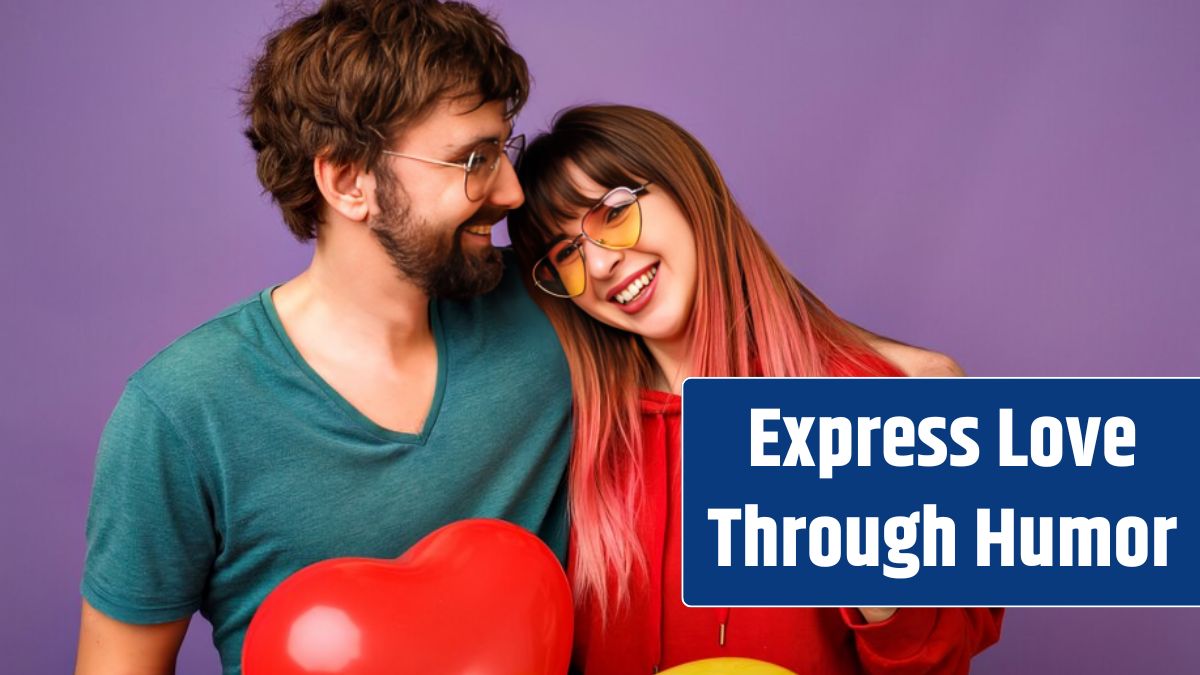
[582,188,641,248]
[505,135,525,170]
[534,239,587,297]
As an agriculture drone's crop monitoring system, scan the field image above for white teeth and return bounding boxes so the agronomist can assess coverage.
[614,265,659,305]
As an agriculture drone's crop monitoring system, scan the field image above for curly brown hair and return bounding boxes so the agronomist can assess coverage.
[242,0,530,240]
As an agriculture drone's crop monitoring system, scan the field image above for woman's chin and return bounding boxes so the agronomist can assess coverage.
[580,295,686,343]
[620,311,688,345]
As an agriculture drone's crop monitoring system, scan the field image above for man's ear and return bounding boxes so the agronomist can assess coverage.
[313,154,373,222]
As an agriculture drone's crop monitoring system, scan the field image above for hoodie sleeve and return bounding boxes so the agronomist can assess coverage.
[840,607,1005,674]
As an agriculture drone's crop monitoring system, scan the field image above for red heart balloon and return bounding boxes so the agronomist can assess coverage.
[242,519,573,675]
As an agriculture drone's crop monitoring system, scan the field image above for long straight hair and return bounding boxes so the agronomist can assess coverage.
[508,105,899,618]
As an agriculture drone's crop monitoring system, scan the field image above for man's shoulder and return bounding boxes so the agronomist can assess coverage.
[443,249,546,323]
[491,247,538,310]
[438,249,567,364]
[128,289,277,403]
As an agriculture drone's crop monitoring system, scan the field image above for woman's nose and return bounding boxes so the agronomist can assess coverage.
[583,239,623,282]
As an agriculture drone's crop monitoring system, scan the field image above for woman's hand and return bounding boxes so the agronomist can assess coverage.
[853,327,965,377]
[857,607,898,623]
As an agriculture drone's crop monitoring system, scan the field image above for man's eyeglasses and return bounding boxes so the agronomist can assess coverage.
[381,135,525,202]
[531,184,651,298]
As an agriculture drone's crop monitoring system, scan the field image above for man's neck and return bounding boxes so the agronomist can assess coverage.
[269,220,443,434]
[274,220,432,359]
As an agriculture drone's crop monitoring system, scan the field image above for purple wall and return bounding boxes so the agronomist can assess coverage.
[2,1,1196,673]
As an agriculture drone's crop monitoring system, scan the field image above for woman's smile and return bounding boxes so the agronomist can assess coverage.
[608,262,660,313]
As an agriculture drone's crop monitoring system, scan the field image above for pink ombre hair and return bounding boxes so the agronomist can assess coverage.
[508,105,900,619]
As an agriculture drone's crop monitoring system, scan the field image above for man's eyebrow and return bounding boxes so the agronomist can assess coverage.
[441,128,513,155]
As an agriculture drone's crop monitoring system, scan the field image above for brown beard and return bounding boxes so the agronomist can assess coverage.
[369,174,505,300]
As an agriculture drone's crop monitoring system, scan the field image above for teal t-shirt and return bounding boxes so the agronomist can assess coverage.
[81,255,572,674]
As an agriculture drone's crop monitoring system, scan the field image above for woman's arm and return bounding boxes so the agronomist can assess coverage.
[844,329,997,673]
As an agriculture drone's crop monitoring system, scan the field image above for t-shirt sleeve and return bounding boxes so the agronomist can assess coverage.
[81,380,217,624]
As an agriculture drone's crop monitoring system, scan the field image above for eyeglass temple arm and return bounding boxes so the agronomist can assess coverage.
[379,150,467,170]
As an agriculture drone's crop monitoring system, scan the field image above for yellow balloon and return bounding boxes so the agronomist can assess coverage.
[658,657,798,675]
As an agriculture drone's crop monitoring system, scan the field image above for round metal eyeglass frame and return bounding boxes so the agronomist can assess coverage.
[380,134,525,202]
[531,183,652,298]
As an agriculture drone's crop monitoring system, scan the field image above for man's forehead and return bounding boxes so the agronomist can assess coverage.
[415,96,511,148]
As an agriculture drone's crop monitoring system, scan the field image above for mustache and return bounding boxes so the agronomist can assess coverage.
[459,207,510,230]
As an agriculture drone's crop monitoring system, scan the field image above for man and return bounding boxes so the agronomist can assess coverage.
[76,2,570,672]
[75,2,965,673]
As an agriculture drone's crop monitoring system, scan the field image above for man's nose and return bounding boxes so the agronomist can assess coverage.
[486,156,524,210]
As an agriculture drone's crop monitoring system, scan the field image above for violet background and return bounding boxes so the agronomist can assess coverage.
[2,1,1197,672]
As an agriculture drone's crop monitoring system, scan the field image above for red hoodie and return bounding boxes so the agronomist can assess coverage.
[571,361,1004,674]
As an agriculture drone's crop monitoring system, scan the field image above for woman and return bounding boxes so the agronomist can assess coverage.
[508,105,1002,674]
